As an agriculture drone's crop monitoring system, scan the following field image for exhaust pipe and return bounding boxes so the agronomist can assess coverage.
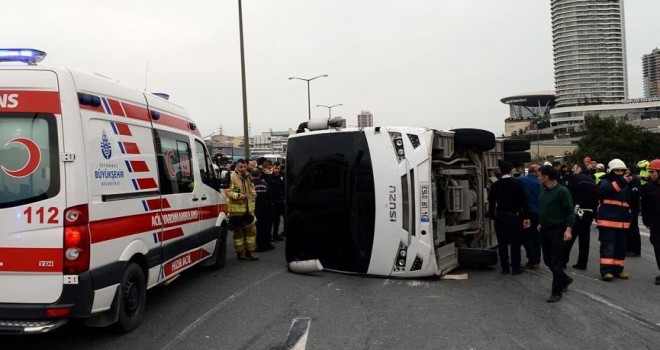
[288,259,323,274]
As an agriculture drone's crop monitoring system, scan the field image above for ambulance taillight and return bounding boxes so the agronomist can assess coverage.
[63,205,90,274]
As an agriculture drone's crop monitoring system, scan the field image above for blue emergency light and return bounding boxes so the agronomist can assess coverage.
[0,49,47,65]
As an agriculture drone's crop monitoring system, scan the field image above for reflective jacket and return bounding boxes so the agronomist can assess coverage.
[596,173,632,229]
[224,170,256,217]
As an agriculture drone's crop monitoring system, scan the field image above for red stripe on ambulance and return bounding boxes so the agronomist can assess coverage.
[107,99,125,117]
[136,178,158,189]
[121,102,150,122]
[0,247,62,273]
[159,228,185,242]
[0,90,60,114]
[163,247,211,278]
[114,122,132,136]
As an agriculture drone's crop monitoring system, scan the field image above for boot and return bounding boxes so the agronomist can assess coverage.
[655,275,660,285]
[602,273,614,281]
[237,252,248,260]
[616,272,629,279]
[246,251,259,261]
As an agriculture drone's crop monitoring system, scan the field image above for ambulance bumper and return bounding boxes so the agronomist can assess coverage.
[0,263,120,334]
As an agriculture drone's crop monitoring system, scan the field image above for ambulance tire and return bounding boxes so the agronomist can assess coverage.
[457,248,498,266]
[210,225,228,270]
[115,263,146,333]
[503,139,531,152]
[451,128,496,152]
[503,151,531,164]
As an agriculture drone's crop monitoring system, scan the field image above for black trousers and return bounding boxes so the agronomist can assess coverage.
[255,208,273,250]
[271,202,285,238]
[522,213,541,265]
[495,214,523,272]
[649,226,660,271]
[541,226,570,296]
[564,211,593,267]
[626,210,641,255]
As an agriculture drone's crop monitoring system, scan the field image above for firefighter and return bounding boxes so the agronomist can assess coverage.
[594,163,607,183]
[224,159,258,260]
[641,159,660,284]
[597,159,633,281]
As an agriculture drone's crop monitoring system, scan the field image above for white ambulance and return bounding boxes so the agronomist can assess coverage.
[0,49,230,334]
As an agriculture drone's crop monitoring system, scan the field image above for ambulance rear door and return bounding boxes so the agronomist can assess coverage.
[0,69,66,303]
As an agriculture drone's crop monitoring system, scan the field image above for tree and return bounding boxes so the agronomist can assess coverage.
[566,116,660,166]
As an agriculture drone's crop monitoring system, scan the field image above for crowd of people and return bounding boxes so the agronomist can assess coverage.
[217,153,286,261]
[488,157,660,303]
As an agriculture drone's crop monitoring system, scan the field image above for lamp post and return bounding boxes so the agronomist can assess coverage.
[289,75,328,120]
[316,104,342,118]
[238,0,250,159]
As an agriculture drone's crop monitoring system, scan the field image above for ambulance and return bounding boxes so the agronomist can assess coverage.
[0,49,230,334]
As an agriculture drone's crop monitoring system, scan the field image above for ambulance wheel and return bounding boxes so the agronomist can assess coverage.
[451,128,496,152]
[210,225,228,270]
[115,263,146,332]
[457,248,498,266]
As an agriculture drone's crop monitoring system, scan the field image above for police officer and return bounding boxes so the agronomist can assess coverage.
[641,159,660,284]
[564,163,598,270]
[597,159,633,281]
[625,166,642,257]
[488,161,531,274]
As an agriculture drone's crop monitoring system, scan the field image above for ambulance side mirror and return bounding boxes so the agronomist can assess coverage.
[215,169,231,190]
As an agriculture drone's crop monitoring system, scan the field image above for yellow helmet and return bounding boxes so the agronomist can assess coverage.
[637,160,649,169]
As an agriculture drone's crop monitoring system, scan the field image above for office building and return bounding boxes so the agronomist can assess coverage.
[357,110,373,128]
[643,48,660,98]
[551,0,628,107]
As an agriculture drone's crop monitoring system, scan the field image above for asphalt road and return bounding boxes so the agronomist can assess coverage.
[4,223,660,350]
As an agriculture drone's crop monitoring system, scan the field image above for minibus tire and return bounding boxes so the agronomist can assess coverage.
[115,263,146,332]
[210,226,228,269]
[451,128,496,152]
[503,139,531,152]
[457,248,498,266]
[503,151,531,164]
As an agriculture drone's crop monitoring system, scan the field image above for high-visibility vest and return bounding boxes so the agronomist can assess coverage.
[224,170,256,216]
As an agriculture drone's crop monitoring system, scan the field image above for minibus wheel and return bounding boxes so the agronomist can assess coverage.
[115,262,146,332]
[451,128,496,152]
[503,139,531,152]
[457,248,498,266]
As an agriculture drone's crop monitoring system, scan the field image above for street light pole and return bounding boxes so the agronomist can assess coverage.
[238,0,250,159]
[316,104,343,118]
[289,75,328,120]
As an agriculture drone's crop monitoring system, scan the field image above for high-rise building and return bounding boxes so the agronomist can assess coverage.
[357,110,373,127]
[643,48,660,98]
[551,0,628,107]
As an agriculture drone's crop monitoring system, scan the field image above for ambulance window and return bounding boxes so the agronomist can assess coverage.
[195,139,214,186]
[153,129,194,194]
[0,113,59,208]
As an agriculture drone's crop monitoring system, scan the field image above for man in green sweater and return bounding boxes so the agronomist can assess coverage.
[538,165,575,303]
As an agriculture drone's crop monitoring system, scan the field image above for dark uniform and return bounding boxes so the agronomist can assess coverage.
[268,171,285,241]
[488,175,530,274]
[626,176,642,256]
[641,175,660,283]
[252,171,274,252]
[564,171,598,269]
[597,173,632,279]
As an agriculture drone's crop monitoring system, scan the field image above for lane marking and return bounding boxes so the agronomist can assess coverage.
[283,317,312,350]
[578,290,660,331]
[161,268,287,350]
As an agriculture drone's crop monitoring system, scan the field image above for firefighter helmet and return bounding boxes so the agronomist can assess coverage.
[608,159,627,173]
[637,160,649,169]
[649,159,660,171]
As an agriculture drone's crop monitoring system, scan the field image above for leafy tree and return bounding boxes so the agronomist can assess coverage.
[566,115,660,166]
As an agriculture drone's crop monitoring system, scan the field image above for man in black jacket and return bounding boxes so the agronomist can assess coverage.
[488,161,531,274]
[564,163,598,270]
[641,159,660,284]
[269,162,285,241]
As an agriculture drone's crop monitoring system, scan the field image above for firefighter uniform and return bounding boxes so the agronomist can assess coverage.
[224,169,258,259]
[597,159,632,280]
[641,159,660,284]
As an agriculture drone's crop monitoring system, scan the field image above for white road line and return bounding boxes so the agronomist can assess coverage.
[577,290,660,331]
[161,268,287,350]
[283,317,312,350]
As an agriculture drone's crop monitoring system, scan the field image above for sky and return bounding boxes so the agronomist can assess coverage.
[3,0,659,138]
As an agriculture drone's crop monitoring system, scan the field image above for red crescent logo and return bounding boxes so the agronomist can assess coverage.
[165,150,177,179]
[2,137,42,178]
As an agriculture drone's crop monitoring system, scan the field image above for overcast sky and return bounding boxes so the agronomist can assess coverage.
[4,1,659,137]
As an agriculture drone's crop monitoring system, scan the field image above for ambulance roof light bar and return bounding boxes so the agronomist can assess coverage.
[0,49,47,65]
